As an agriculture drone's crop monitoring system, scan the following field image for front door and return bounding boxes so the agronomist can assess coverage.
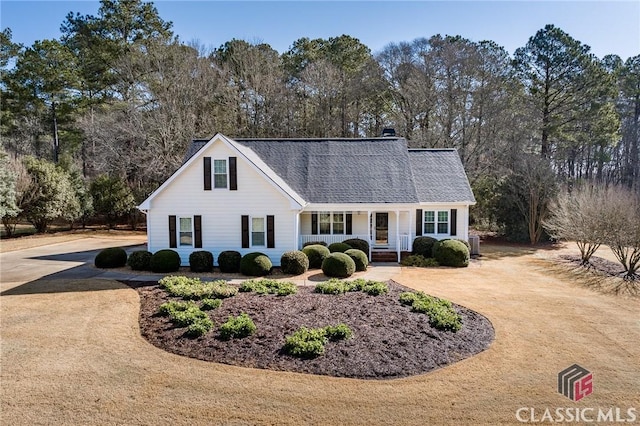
[375,213,389,246]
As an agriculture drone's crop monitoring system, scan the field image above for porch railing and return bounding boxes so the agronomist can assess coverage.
[300,234,369,248]
[397,234,412,252]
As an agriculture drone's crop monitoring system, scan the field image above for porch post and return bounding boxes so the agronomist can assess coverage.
[396,210,400,262]
[408,209,412,252]
[367,210,372,260]
[294,211,300,250]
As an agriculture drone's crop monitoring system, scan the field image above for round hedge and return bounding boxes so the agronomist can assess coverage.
[342,238,369,257]
[280,250,309,275]
[150,249,181,273]
[344,249,368,271]
[218,250,241,273]
[240,252,272,276]
[127,250,152,271]
[302,240,328,247]
[412,236,438,258]
[302,244,330,269]
[95,247,127,268]
[321,252,356,278]
[328,242,352,253]
[189,250,214,272]
[432,239,470,267]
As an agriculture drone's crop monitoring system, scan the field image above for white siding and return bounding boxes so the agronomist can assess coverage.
[147,140,297,265]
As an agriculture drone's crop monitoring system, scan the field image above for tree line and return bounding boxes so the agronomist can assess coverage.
[1,0,639,244]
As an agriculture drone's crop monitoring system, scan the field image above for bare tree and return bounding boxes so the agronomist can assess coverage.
[601,186,640,280]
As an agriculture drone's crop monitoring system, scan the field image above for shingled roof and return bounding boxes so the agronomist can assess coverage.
[182,137,475,204]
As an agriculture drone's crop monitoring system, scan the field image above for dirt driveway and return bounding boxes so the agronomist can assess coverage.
[1,237,639,425]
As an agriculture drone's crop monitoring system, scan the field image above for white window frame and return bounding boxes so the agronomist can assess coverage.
[213,159,228,189]
[316,211,345,235]
[251,216,266,247]
[179,216,193,246]
[423,210,449,235]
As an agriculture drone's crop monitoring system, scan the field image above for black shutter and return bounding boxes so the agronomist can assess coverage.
[229,157,237,190]
[450,209,457,236]
[203,157,212,190]
[194,215,202,248]
[415,209,423,236]
[267,215,275,248]
[241,215,249,248]
[311,213,318,235]
[169,215,177,248]
[346,213,352,235]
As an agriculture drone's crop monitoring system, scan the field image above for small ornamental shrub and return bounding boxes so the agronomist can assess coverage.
[342,238,369,257]
[150,249,181,273]
[158,300,194,316]
[302,240,328,247]
[432,239,470,267]
[315,278,387,296]
[328,242,352,253]
[302,244,330,269]
[189,250,214,272]
[323,323,353,341]
[412,236,438,258]
[321,252,356,278]
[159,276,237,299]
[399,291,462,332]
[218,250,242,273]
[315,279,351,295]
[360,280,388,296]
[127,250,152,271]
[283,325,352,358]
[95,247,127,268]
[239,279,297,296]
[219,313,256,340]
[344,249,368,271]
[200,298,222,310]
[239,252,272,276]
[280,250,309,275]
[186,318,214,338]
[401,255,440,267]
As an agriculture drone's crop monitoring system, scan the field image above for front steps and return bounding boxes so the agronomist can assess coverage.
[371,251,399,263]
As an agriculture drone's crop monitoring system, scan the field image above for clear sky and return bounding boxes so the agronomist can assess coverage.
[1,0,638,60]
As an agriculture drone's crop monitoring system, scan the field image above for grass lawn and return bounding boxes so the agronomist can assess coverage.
[1,239,638,425]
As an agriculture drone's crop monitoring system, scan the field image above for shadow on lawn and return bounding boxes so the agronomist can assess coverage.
[478,239,564,261]
[1,278,130,296]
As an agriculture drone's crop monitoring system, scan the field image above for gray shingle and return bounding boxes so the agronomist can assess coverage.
[408,149,476,203]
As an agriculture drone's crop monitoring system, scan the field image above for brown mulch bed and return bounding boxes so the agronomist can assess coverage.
[558,254,625,277]
[124,280,495,380]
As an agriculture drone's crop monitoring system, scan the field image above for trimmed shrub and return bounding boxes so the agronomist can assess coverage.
[344,249,368,271]
[283,327,328,358]
[95,247,127,268]
[189,250,214,272]
[239,279,297,296]
[280,250,309,275]
[401,254,440,267]
[302,240,328,247]
[399,291,462,332]
[432,239,470,267]
[342,238,369,257]
[302,244,330,269]
[314,278,387,296]
[323,323,353,341]
[159,300,213,337]
[200,298,222,310]
[218,250,241,273]
[328,242,352,253]
[159,276,237,299]
[360,280,388,296]
[315,279,351,295]
[127,250,152,271]
[219,313,256,340]
[412,236,438,258]
[150,249,181,273]
[321,252,356,278]
[186,319,214,338]
[240,252,272,276]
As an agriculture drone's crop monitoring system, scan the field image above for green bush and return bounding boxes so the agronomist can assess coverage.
[302,244,330,269]
[200,298,222,310]
[432,239,470,267]
[95,247,127,268]
[219,313,256,340]
[159,300,213,338]
[280,250,309,275]
[315,278,351,295]
[401,255,440,267]
[412,236,438,258]
[342,238,369,257]
[158,300,194,316]
[328,242,352,253]
[239,279,297,296]
[127,250,152,271]
[399,291,462,332]
[314,278,387,296]
[283,325,352,358]
[189,250,214,272]
[218,250,242,273]
[239,252,272,276]
[344,249,368,271]
[186,318,214,338]
[159,276,237,299]
[360,280,388,296]
[323,323,353,341]
[150,249,181,273]
[321,252,356,278]
[302,240,327,247]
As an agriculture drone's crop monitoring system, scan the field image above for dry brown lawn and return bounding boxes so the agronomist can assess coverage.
[0,229,147,253]
[1,241,639,425]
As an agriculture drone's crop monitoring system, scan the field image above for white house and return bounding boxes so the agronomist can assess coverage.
[138,133,476,265]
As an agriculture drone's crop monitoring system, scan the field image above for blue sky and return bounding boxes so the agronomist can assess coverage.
[1,1,638,60]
